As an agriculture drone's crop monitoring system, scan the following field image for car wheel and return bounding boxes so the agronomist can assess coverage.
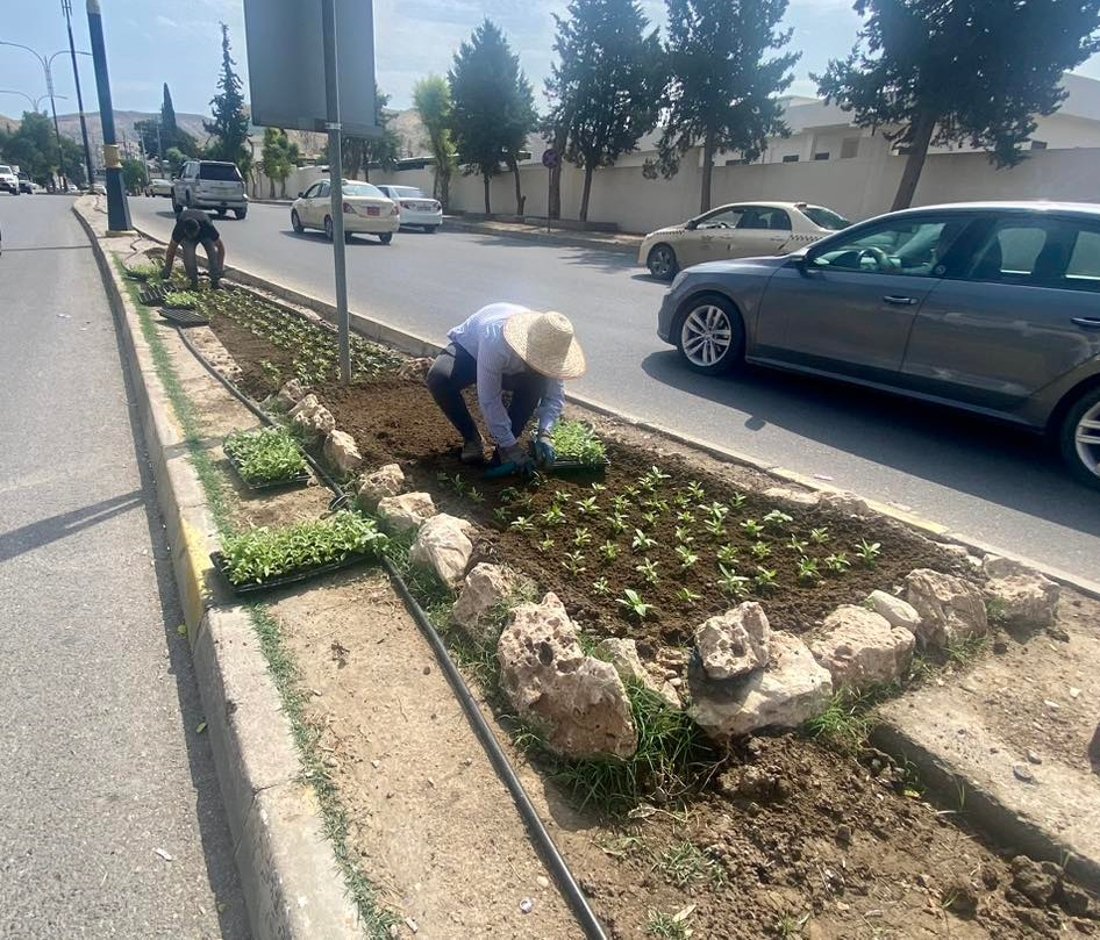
[647,243,679,280]
[324,216,334,242]
[379,233,393,245]
[675,294,745,375]
[424,225,436,234]
[344,231,354,244]
[1059,385,1100,490]
[234,208,246,220]
[216,209,227,219]
[291,209,303,233]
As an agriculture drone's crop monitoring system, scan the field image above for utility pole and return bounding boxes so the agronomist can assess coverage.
[322,0,351,384]
[85,0,131,232]
[62,0,95,190]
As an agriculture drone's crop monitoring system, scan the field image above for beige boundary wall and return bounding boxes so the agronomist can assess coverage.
[370,145,1100,233]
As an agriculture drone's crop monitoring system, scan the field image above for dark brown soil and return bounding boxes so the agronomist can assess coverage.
[318,379,958,645]
[208,311,297,401]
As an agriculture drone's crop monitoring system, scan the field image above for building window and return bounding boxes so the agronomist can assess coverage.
[782,154,800,163]
[813,152,830,161]
[1031,140,1048,151]
[840,138,860,159]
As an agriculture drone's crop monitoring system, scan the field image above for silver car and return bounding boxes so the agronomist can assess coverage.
[656,202,1100,488]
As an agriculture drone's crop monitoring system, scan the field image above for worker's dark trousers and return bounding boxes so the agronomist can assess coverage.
[426,343,547,444]
[180,238,221,287]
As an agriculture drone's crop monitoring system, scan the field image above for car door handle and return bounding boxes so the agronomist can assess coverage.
[1071,317,1100,329]
[883,295,918,306]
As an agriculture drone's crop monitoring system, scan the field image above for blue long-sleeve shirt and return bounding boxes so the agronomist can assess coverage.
[448,303,566,449]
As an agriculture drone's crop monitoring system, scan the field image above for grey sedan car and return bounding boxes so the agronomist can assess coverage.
[657,202,1100,488]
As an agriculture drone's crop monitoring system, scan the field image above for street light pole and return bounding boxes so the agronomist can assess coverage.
[0,89,50,112]
[322,0,351,384]
[62,0,95,190]
[85,0,131,233]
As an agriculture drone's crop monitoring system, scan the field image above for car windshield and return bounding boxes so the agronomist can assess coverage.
[812,218,968,275]
[801,206,851,230]
[390,186,425,198]
[344,182,385,198]
[0,165,12,174]
[199,163,243,181]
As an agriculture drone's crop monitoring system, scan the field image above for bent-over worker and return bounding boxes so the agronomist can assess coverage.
[426,303,587,475]
[162,207,226,289]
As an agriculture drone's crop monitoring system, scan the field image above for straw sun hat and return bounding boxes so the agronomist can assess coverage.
[503,310,587,380]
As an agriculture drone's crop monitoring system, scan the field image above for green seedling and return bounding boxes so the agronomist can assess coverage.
[608,512,628,535]
[686,481,705,501]
[716,544,739,566]
[636,558,660,585]
[703,517,726,540]
[750,540,772,560]
[499,486,520,503]
[729,491,747,509]
[573,527,593,548]
[787,535,809,554]
[754,566,779,591]
[164,289,201,309]
[542,505,567,527]
[510,516,535,534]
[717,564,750,597]
[610,494,631,513]
[550,420,607,465]
[855,539,882,566]
[763,509,794,530]
[223,427,307,486]
[675,587,702,604]
[740,519,764,538]
[809,527,830,545]
[673,491,692,509]
[589,482,607,493]
[593,577,612,596]
[467,486,485,505]
[598,540,620,562]
[675,545,699,569]
[632,529,657,553]
[550,488,572,507]
[641,510,660,529]
[642,497,670,515]
[563,550,587,575]
[674,526,694,545]
[575,496,599,516]
[676,510,695,526]
[492,507,511,526]
[823,552,851,574]
[617,588,655,620]
[797,558,821,583]
[537,536,555,554]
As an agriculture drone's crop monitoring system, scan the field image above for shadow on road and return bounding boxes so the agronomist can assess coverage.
[0,491,144,563]
[455,231,643,276]
[640,349,1100,538]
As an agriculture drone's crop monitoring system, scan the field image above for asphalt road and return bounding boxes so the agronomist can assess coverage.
[130,197,1100,576]
[0,195,247,938]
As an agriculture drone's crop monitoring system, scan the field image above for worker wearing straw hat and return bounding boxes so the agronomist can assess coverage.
[426,303,587,475]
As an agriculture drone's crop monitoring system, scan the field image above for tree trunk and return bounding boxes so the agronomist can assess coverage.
[699,130,715,214]
[269,177,275,200]
[891,109,937,211]
[483,174,491,215]
[508,157,524,216]
[440,166,450,210]
[579,164,594,223]
[548,125,567,220]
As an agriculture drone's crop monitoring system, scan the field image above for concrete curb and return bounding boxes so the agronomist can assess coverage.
[75,201,363,940]
[440,218,641,255]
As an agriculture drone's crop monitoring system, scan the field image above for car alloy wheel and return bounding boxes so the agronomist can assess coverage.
[1063,388,1100,489]
[679,301,738,372]
[647,244,678,280]
[291,209,303,233]
[324,216,334,241]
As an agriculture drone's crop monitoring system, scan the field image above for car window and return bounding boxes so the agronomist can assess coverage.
[392,186,425,198]
[199,162,243,181]
[343,182,385,198]
[317,181,330,198]
[966,217,1100,291]
[303,183,320,198]
[800,205,851,231]
[738,208,792,231]
[695,208,743,230]
[1067,228,1100,289]
[811,217,965,276]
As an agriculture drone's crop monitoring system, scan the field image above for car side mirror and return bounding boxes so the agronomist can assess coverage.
[685,219,698,231]
[297,191,304,198]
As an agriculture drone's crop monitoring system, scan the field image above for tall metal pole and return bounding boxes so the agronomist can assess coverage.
[85,0,131,232]
[63,0,95,190]
[322,0,351,385]
[45,64,66,191]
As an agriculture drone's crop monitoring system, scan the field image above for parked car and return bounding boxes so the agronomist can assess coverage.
[172,160,248,219]
[290,179,400,243]
[17,175,33,194]
[640,201,851,280]
[0,164,20,195]
[375,184,443,232]
[656,201,1100,488]
[146,178,172,197]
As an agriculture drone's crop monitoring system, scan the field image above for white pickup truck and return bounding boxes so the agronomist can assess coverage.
[0,164,20,195]
[171,159,247,219]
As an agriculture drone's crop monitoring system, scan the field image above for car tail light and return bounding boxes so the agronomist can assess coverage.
[390,204,400,216]
[432,201,441,211]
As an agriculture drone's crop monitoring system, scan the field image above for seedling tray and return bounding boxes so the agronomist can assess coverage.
[210,550,375,596]
[159,307,210,328]
[547,457,609,473]
[138,285,167,306]
[223,447,310,491]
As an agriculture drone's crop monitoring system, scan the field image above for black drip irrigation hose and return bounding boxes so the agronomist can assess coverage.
[172,321,610,940]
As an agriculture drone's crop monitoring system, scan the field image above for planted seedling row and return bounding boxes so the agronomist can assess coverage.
[223,426,311,489]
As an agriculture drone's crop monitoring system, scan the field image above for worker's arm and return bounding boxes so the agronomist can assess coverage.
[534,379,566,438]
[162,239,179,277]
[476,341,517,449]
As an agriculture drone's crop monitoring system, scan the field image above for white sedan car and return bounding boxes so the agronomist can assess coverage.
[639,201,851,280]
[376,184,443,232]
[291,179,400,243]
[147,178,173,197]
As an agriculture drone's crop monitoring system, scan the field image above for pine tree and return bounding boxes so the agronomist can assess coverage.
[545,0,663,222]
[657,0,798,213]
[449,19,536,215]
[817,0,1100,211]
[203,23,251,171]
[161,83,178,137]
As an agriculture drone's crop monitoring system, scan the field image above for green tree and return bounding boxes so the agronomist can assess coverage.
[162,82,178,137]
[260,127,300,198]
[546,0,664,222]
[1,111,59,187]
[122,157,148,193]
[413,74,457,206]
[59,137,86,187]
[656,0,798,213]
[164,146,187,177]
[203,22,251,171]
[160,82,198,156]
[449,19,537,214]
[341,85,399,181]
[817,0,1100,211]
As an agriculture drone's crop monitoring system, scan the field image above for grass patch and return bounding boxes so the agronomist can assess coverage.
[646,908,693,939]
[654,840,726,888]
[945,633,990,668]
[249,606,395,937]
[803,690,878,754]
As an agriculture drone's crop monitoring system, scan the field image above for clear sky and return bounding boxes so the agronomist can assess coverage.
[3,0,1100,122]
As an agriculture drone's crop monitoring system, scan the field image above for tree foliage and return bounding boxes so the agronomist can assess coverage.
[160,83,198,156]
[816,0,1100,210]
[341,85,399,181]
[546,0,664,221]
[203,22,251,171]
[413,74,457,206]
[656,0,798,212]
[260,127,300,198]
[1,111,59,186]
[449,19,537,214]
[122,157,148,193]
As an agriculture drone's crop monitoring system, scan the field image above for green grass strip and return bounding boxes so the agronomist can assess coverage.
[111,256,392,935]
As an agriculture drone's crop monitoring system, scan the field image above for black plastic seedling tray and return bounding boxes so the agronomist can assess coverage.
[158,307,210,328]
[210,550,376,596]
[547,458,609,473]
[138,284,167,306]
[223,447,311,491]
